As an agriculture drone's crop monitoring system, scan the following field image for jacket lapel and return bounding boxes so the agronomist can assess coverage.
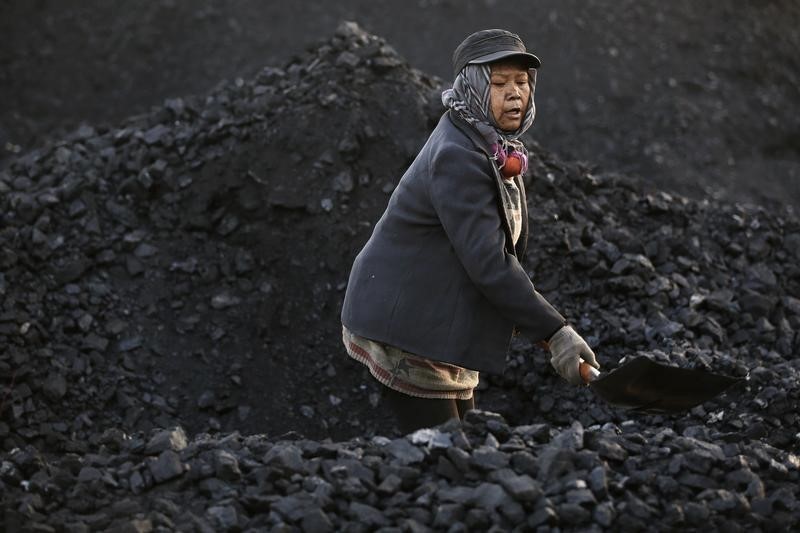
[447,111,521,257]
[515,174,528,259]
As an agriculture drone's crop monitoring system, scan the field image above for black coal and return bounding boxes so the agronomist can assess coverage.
[1,22,798,531]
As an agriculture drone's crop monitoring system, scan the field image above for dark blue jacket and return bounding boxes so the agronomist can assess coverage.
[341,111,564,374]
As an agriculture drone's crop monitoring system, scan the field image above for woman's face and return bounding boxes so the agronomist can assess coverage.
[489,61,531,131]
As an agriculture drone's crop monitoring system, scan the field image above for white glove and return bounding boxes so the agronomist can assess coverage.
[548,325,599,386]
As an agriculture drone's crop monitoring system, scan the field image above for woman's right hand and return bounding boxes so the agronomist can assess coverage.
[548,325,599,386]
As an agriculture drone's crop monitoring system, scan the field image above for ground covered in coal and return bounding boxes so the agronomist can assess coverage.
[2,21,799,532]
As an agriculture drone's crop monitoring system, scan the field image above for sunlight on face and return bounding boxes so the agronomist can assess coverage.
[489,61,531,131]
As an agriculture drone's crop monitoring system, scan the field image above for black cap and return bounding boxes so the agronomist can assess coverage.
[452,29,541,77]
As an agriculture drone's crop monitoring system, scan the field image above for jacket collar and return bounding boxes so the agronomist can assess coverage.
[446,110,529,258]
[446,110,494,157]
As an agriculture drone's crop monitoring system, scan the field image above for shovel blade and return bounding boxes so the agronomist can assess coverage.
[589,357,742,413]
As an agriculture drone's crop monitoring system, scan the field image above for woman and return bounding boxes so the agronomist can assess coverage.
[341,29,599,433]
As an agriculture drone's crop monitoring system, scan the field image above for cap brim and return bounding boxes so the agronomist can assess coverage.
[468,50,541,69]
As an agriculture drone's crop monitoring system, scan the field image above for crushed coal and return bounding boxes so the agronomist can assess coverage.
[1,22,798,531]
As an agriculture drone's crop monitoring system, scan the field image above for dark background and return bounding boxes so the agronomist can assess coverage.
[2,0,799,207]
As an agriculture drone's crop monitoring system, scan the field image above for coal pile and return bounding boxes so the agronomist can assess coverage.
[1,22,799,530]
[0,21,440,449]
[3,414,799,531]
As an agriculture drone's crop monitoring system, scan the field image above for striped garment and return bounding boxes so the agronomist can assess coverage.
[343,326,479,400]
[502,178,523,245]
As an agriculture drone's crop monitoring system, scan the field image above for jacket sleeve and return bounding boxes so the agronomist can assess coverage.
[427,140,565,341]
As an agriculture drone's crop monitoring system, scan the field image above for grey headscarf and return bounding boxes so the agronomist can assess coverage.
[441,64,537,157]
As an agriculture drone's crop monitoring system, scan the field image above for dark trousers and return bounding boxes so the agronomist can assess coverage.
[382,385,475,434]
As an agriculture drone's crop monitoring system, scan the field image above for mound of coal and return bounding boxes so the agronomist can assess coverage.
[1,21,799,530]
[4,414,799,531]
[0,21,442,449]
[4,1,800,209]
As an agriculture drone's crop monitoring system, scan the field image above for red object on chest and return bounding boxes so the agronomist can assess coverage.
[501,153,523,178]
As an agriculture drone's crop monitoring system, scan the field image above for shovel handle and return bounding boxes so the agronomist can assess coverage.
[580,361,601,384]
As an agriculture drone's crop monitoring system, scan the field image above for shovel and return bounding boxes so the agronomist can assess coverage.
[579,357,743,413]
